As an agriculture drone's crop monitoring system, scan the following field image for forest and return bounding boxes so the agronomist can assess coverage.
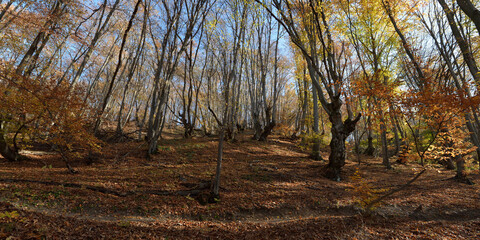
[0,0,480,238]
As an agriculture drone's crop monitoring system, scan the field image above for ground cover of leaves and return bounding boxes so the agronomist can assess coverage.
[0,131,479,239]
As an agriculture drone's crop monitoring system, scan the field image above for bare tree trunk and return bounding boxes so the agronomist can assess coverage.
[380,116,390,169]
[311,82,321,160]
[364,119,375,156]
[94,0,141,134]
[70,0,121,88]
[0,121,27,161]
[213,128,224,197]
[437,0,480,88]
[0,0,15,22]
[116,11,147,135]
[16,0,65,76]
[456,0,480,35]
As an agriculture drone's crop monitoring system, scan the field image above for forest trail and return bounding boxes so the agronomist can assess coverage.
[1,131,480,239]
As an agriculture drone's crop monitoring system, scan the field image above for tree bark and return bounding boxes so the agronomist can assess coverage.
[16,0,65,76]
[380,116,391,169]
[0,121,27,161]
[0,0,15,22]
[457,0,480,35]
[437,0,480,88]
[94,0,141,134]
[311,82,321,160]
[325,98,361,181]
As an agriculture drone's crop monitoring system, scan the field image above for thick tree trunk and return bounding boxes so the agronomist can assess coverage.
[454,156,473,184]
[326,127,347,181]
[456,157,465,179]
[324,100,361,181]
[445,158,456,170]
[0,134,21,161]
[0,121,26,161]
[252,114,262,140]
[258,121,275,141]
[457,0,480,35]
[364,131,375,156]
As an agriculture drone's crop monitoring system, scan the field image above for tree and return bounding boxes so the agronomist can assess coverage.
[93,0,142,134]
[456,0,480,34]
[342,0,399,169]
[205,0,249,198]
[259,0,361,180]
[146,0,211,154]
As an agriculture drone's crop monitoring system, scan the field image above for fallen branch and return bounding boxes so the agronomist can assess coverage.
[0,178,214,198]
[366,169,426,211]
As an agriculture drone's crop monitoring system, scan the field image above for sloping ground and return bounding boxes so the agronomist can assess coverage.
[2,200,479,239]
[0,132,479,239]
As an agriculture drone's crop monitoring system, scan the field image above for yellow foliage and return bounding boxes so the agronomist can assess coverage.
[349,168,387,211]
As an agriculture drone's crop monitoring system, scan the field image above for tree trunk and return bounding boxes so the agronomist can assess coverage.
[324,99,361,181]
[456,157,465,179]
[212,128,224,198]
[16,0,64,76]
[437,0,480,88]
[390,113,400,156]
[0,121,26,161]
[94,0,141,134]
[380,117,391,169]
[456,0,480,35]
[70,0,121,88]
[311,81,321,160]
[364,129,375,156]
[258,121,275,141]
[0,0,15,22]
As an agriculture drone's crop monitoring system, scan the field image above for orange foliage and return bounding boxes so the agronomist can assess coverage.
[0,61,100,157]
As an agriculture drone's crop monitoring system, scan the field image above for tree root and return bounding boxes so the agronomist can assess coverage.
[448,174,474,185]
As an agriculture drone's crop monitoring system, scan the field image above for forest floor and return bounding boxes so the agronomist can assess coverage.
[0,129,479,239]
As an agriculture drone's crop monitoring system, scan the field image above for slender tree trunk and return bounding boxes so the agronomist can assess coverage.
[311,82,321,160]
[0,0,15,22]
[391,116,400,156]
[70,0,121,88]
[94,0,141,134]
[16,0,64,76]
[213,128,224,197]
[379,115,390,169]
[437,0,480,88]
